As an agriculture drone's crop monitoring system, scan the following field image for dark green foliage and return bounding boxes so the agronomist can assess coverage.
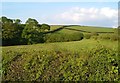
[22,28,45,44]
[41,24,50,31]
[25,18,38,25]
[22,18,46,44]
[1,17,51,45]
[13,19,21,24]
[1,16,24,46]
[45,32,84,42]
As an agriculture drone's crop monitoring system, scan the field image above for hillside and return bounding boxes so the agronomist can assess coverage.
[2,39,118,81]
[1,25,119,81]
[44,25,117,43]
[50,25,114,33]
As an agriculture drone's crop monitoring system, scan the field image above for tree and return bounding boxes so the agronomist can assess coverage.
[1,16,13,24]
[1,16,23,45]
[41,24,50,31]
[22,18,45,44]
[1,16,50,45]
[14,19,21,24]
[25,18,38,25]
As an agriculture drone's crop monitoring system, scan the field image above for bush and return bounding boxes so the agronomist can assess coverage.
[110,34,118,41]
[84,32,99,40]
[98,34,118,41]
[45,32,84,43]
[100,34,110,40]
[84,33,91,39]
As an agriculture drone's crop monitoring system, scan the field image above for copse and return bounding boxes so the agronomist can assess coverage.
[22,18,51,44]
[1,16,51,45]
[1,16,23,46]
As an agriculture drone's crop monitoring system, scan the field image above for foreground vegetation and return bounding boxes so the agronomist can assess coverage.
[2,39,119,81]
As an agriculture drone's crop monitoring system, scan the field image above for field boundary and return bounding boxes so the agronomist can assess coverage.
[44,25,115,34]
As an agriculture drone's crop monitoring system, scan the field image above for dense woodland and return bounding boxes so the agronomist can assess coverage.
[1,16,50,45]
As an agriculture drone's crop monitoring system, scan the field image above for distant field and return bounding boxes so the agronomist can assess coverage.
[50,25,114,33]
[50,25,62,30]
[65,26,114,32]
[45,25,116,43]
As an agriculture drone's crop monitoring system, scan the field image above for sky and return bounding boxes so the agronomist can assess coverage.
[1,1,119,28]
[1,0,119,2]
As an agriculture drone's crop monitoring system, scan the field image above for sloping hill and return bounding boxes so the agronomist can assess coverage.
[50,25,114,33]
[2,39,118,81]
[2,25,119,81]
[44,25,116,43]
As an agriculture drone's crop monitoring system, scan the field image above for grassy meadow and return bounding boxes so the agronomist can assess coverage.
[50,25,115,32]
[64,26,114,32]
[1,25,119,81]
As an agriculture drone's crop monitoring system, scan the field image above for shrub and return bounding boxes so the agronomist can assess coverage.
[110,34,118,41]
[84,33,91,39]
[101,34,110,40]
[98,34,118,41]
[45,32,84,43]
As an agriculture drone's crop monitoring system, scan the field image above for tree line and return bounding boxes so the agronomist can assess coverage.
[1,16,50,46]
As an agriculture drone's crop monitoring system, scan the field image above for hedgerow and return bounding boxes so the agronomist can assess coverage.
[45,32,84,43]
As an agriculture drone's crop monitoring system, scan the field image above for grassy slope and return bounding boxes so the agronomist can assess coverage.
[2,39,118,50]
[50,25,114,33]
[2,39,118,65]
[50,25,62,31]
[64,26,114,32]
[2,39,118,81]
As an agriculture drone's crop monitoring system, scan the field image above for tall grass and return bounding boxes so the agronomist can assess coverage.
[2,39,118,81]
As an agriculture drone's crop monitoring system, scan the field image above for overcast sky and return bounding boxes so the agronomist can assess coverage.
[1,1,118,28]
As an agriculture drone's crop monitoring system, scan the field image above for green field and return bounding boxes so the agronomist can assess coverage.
[50,25,114,33]
[2,25,119,81]
[45,25,117,43]
[65,26,114,32]
[50,25,62,30]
